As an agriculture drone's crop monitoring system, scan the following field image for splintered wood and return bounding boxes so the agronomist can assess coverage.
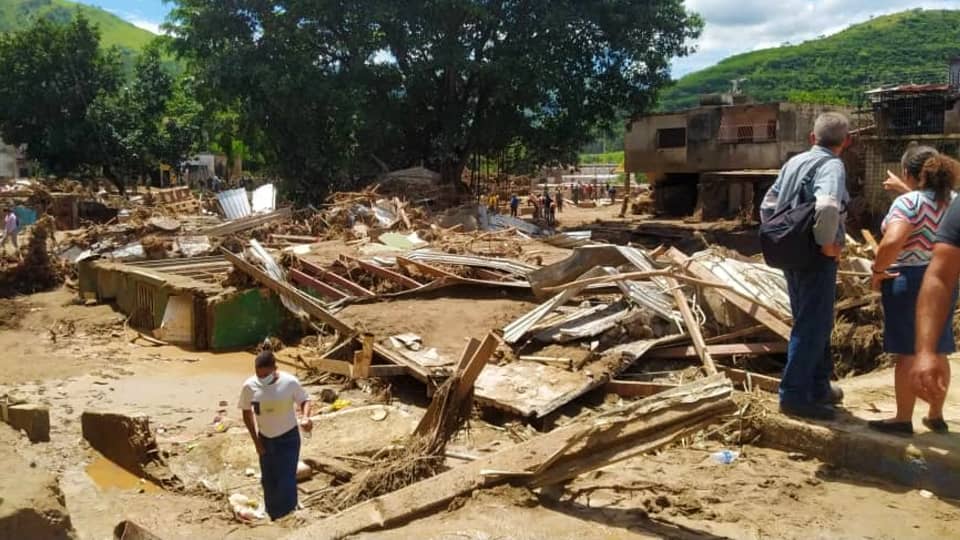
[302,333,499,516]
[285,375,735,540]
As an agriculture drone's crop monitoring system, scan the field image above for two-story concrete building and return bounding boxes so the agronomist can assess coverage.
[624,97,847,220]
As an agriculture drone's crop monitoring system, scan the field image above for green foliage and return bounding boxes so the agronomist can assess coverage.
[167,0,702,202]
[579,151,624,165]
[0,0,156,52]
[0,14,122,176]
[0,15,203,188]
[659,9,960,111]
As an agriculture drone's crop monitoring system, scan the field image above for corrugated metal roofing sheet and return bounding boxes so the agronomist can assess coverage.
[217,188,252,220]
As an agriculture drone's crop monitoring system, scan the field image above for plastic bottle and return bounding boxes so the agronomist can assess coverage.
[711,449,739,464]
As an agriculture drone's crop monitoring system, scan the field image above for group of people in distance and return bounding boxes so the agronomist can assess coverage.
[762,112,958,436]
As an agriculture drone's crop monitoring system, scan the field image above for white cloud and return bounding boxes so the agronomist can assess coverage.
[674,1,960,77]
[129,18,161,35]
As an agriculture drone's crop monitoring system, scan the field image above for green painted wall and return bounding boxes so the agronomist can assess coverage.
[210,289,287,350]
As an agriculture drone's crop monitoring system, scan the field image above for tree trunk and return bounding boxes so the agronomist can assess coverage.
[103,167,127,197]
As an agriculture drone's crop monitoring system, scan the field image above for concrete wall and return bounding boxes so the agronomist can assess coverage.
[209,288,287,350]
[624,112,687,174]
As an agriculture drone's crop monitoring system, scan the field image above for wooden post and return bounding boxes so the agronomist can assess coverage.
[352,333,374,378]
[665,276,718,375]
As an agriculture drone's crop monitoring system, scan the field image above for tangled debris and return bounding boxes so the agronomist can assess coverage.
[0,217,66,297]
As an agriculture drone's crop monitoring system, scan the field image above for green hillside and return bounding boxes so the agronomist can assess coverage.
[0,0,156,52]
[659,9,960,111]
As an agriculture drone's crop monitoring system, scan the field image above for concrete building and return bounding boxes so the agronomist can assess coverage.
[624,99,844,219]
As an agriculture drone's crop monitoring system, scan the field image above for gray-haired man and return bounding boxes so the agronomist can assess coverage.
[760,112,852,420]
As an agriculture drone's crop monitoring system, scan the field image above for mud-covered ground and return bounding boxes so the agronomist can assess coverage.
[1,231,958,539]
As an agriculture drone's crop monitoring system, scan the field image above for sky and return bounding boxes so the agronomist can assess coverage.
[89,0,960,77]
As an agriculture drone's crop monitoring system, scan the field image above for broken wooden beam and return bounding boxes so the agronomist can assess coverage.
[717,366,781,394]
[339,254,424,290]
[664,248,792,341]
[395,256,458,281]
[204,208,292,237]
[221,248,354,334]
[605,379,678,398]
[290,268,350,300]
[647,342,787,360]
[352,333,374,378]
[414,334,497,439]
[284,375,734,540]
[518,355,572,369]
[297,258,376,298]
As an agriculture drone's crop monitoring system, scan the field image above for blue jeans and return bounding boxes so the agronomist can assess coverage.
[781,260,838,406]
[259,427,301,520]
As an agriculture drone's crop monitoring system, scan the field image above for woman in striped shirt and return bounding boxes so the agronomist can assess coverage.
[869,145,960,436]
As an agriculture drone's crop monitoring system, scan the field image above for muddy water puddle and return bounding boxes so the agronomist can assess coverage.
[85,454,162,493]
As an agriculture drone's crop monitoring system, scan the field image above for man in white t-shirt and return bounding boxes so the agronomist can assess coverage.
[238,351,312,520]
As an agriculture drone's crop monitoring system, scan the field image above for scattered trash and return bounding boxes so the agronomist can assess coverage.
[370,408,389,422]
[296,460,313,481]
[331,399,351,411]
[919,489,935,499]
[711,449,740,464]
[228,493,267,522]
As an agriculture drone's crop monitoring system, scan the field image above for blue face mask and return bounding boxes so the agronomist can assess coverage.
[257,372,276,386]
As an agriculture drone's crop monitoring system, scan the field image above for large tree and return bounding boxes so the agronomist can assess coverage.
[0,15,122,177]
[0,15,205,190]
[168,1,702,199]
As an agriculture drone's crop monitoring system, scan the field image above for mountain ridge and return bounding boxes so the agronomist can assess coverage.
[0,0,156,52]
[659,9,960,111]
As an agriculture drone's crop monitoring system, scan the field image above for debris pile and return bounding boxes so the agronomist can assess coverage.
[0,216,66,296]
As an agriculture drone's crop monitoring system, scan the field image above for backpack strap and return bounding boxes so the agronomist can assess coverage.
[791,155,837,206]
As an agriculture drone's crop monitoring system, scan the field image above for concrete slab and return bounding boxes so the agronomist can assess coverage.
[756,358,960,498]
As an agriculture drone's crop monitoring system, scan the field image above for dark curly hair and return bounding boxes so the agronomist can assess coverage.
[901,145,960,205]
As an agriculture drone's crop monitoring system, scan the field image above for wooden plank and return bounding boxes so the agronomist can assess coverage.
[286,375,734,540]
[309,358,354,376]
[453,333,499,404]
[221,248,353,334]
[290,269,349,300]
[861,229,879,254]
[647,342,787,359]
[339,254,423,290]
[204,208,292,237]
[665,248,792,341]
[414,337,482,437]
[704,324,769,345]
[271,234,321,242]
[605,380,678,398]
[717,366,781,394]
[665,276,718,375]
[372,344,431,383]
[455,338,482,372]
[352,333,374,378]
[395,256,459,281]
[298,258,375,297]
[367,365,409,377]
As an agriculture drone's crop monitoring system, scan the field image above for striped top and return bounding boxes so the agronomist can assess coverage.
[881,190,950,266]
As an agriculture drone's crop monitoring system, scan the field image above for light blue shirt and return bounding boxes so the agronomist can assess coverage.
[760,145,848,246]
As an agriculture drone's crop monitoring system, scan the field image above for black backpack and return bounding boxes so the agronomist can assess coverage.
[759,156,836,271]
